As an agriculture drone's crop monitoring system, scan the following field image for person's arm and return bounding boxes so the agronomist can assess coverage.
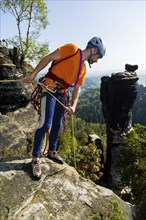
[67,84,81,115]
[23,49,60,84]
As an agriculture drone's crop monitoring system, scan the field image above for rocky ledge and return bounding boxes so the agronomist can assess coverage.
[0,157,135,220]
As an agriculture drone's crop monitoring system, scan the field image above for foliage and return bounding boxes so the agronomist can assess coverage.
[75,143,104,183]
[132,84,146,126]
[92,213,102,220]
[7,36,49,64]
[59,116,106,147]
[76,88,104,124]
[0,0,49,64]
[107,200,128,220]
[58,116,106,183]
[119,124,146,208]
[83,76,102,90]
[92,200,128,220]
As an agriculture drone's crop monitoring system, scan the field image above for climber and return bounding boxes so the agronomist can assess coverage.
[23,36,106,178]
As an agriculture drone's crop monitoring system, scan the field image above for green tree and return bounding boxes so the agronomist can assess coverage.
[76,87,104,123]
[75,143,104,183]
[132,85,146,126]
[119,124,146,208]
[0,0,49,64]
[58,116,106,182]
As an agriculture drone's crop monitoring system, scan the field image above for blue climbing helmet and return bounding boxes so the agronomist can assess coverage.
[86,36,106,58]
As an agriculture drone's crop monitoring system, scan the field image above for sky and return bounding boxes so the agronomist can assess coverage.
[0,0,145,77]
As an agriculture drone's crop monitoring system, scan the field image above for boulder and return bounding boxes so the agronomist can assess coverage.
[0,157,135,220]
[0,105,38,159]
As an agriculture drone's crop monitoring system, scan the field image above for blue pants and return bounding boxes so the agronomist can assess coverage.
[32,92,65,157]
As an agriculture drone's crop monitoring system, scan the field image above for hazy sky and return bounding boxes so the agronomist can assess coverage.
[0,0,145,76]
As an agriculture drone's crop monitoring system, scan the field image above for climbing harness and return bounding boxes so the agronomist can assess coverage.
[0,79,67,113]
[39,82,67,109]
[31,49,82,115]
[45,49,82,89]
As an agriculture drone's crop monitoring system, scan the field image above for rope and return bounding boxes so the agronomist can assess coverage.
[0,79,67,110]
[71,114,77,169]
[39,83,68,110]
[0,79,22,83]
[42,131,50,156]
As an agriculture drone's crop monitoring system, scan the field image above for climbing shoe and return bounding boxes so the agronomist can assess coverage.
[48,151,64,164]
[32,160,41,178]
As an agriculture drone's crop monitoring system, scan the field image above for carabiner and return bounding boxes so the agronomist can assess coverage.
[38,82,57,93]
[46,84,57,93]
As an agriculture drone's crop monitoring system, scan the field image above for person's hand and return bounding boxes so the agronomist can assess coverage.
[22,74,36,84]
[65,106,75,116]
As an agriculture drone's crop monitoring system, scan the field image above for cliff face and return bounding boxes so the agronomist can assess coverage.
[0,157,135,220]
[0,106,38,159]
[0,45,33,113]
[0,44,38,159]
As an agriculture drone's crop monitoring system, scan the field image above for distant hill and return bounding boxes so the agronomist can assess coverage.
[137,73,146,86]
[84,70,146,90]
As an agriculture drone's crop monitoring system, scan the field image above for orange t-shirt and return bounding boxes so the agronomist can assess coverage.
[45,43,86,91]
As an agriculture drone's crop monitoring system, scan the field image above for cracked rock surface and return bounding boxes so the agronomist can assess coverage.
[0,158,134,220]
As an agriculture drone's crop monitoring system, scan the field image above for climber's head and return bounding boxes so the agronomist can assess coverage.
[86,36,106,67]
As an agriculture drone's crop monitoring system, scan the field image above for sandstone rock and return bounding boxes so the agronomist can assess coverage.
[0,157,135,220]
[0,46,39,158]
[0,105,38,159]
[100,68,139,193]
[0,45,34,113]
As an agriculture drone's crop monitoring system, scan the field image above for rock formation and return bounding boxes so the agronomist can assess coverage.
[0,157,135,220]
[100,65,139,193]
[0,106,38,159]
[0,44,33,113]
[0,44,38,159]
